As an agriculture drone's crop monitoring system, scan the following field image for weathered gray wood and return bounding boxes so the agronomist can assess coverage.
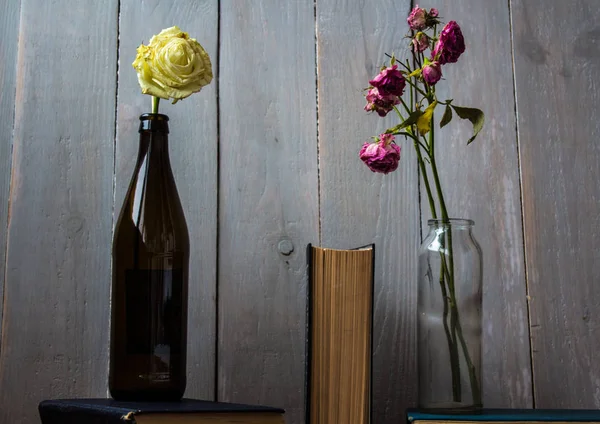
[218,2,319,423]
[511,0,600,408]
[0,0,117,422]
[116,0,219,399]
[0,0,21,354]
[423,0,532,408]
[316,0,419,422]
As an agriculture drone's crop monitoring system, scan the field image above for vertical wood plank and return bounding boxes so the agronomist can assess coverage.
[0,0,21,351]
[218,2,319,423]
[316,0,419,422]
[116,0,218,399]
[0,1,117,422]
[424,0,532,408]
[512,0,600,408]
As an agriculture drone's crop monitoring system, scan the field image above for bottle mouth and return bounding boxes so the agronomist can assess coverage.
[427,218,474,228]
[139,113,169,132]
[139,113,169,121]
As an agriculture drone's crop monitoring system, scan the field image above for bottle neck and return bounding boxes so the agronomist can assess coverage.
[137,130,170,162]
[136,113,171,164]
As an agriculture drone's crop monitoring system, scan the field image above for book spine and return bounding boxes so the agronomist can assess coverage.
[368,244,375,424]
[304,243,314,424]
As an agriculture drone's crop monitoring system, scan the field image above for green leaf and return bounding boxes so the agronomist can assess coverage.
[417,101,437,136]
[440,104,453,128]
[451,105,485,144]
[385,109,423,134]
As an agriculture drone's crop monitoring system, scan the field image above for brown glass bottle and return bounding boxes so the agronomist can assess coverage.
[109,113,189,401]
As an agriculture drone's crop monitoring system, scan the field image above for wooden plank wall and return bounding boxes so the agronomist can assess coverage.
[0,1,599,423]
[217,3,319,424]
[0,2,118,424]
[511,0,600,408]
[0,0,21,351]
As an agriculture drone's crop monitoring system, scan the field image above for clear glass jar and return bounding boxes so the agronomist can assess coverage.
[417,218,483,410]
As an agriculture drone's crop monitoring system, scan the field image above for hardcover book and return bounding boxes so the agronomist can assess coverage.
[305,244,375,424]
[38,398,285,424]
[407,409,600,424]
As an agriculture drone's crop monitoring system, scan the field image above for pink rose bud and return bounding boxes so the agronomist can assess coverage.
[407,6,427,30]
[364,87,400,117]
[422,61,442,85]
[368,65,406,97]
[412,32,429,52]
[429,8,439,17]
[432,21,466,64]
[359,136,401,174]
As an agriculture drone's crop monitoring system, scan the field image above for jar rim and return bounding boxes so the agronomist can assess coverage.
[427,218,474,227]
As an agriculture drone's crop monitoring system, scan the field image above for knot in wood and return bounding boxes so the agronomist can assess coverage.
[278,239,294,256]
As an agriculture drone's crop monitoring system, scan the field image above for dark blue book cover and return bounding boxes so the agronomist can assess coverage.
[408,409,600,422]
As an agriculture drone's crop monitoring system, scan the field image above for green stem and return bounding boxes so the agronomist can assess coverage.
[399,132,429,152]
[412,108,459,401]
[428,120,448,221]
[428,112,468,402]
[443,237,481,404]
[398,97,411,115]
[440,257,461,400]
[429,123,481,405]
[407,56,458,387]
[411,121,459,403]
[396,58,412,73]
[419,145,461,401]
[407,55,435,220]
[152,96,160,114]
[404,77,429,98]
[412,137,436,219]
[409,62,414,109]
[455,310,482,405]
[392,105,406,122]
[415,50,423,70]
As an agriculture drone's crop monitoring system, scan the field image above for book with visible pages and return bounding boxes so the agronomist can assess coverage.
[38,398,285,424]
[407,409,600,424]
[305,244,375,424]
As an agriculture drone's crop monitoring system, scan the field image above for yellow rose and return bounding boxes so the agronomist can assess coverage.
[132,26,213,103]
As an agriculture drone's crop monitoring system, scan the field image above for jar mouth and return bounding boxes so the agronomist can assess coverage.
[428,218,474,228]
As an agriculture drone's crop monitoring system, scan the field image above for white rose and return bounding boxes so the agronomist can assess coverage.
[133,26,213,103]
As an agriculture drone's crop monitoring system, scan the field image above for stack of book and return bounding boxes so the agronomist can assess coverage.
[38,398,285,424]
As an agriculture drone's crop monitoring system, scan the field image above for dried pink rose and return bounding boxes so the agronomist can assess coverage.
[422,61,442,85]
[432,21,466,64]
[364,87,400,117]
[407,6,427,31]
[359,135,401,174]
[368,65,406,97]
[412,32,429,53]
